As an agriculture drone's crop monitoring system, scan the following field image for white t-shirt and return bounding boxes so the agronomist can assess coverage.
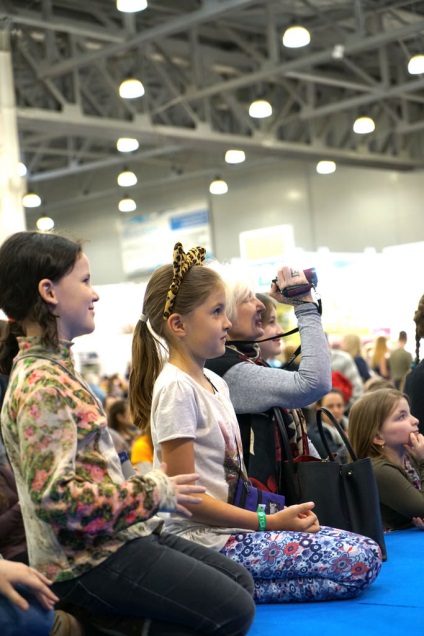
[151,363,247,550]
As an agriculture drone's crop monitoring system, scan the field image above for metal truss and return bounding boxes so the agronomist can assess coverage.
[2,0,424,201]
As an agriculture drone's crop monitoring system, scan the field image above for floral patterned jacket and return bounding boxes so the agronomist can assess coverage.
[1,337,176,582]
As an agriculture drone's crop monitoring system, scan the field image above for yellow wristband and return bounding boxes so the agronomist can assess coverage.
[257,510,267,531]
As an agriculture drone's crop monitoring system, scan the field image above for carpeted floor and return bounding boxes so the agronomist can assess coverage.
[248,528,423,635]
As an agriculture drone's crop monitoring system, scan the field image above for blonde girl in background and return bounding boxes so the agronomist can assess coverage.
[371,335,390,379]
[340,334,371,383]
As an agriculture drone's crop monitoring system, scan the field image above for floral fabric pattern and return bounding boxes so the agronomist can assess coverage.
[220,525,382,603]
[1,338,176,582]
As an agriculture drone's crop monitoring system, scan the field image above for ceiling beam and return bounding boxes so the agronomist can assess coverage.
[300,76,424,119]
[36,0,259,79]
[17,105,423,170]
[28,144,182,181]
[152,18,424,107]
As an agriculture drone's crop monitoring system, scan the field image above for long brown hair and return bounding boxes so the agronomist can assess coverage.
[129,264,223,431]
[371,336,389,369]
[0,232,82,374]
[348,388,405,461]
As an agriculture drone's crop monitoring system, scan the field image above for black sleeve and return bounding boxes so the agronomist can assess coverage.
[404,363,424,435]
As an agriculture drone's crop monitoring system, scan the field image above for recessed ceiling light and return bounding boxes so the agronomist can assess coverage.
[18,162,27,177]
[316,161,336,175]
[353,116,375,134]
[118,197,137,212]
[117,0,148,13]
[36,216,54,231]
[119,78,145,99]
[22,192,42,207]
[209,178,228,195]
[117,138,139,152]
[408,54,424,74]
[117,170,137,187]
[225,149,246,164]
[282,25,310,48]
[248,99,272,118]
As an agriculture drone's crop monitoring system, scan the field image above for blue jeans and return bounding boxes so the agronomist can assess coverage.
[53,533,255,635]
[0,587,54,636]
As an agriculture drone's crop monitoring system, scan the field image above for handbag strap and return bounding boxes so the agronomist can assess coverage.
[316,407,358,461]
[273,406,302,500]
[273,407,296,469]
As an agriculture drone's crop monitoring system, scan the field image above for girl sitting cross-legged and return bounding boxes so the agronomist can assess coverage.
[129,242,383,605]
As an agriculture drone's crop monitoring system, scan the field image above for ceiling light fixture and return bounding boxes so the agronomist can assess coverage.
[117,138,139,152]
[248,99,272,118]
[316,160,336,175]
[36,216,54,231]
[118,197,137,213]
[18,162,27,177]
[117,170,137,187]
[209,178,228,195]
[117,0,148,13]
[282,25,311,49]
[22,192,42,208]
[225,149,246,164]
[407,54,424,74]
[119,78,145,99]
[353,116,375,134]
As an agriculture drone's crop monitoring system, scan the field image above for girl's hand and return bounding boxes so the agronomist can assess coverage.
[266,502,320,533]
[0,561,59,611]
[269,265,314,306]
[405,432,424,462]
[158,462,206,517]
[412,517,424,530]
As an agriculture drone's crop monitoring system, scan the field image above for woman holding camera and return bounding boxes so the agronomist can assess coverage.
[205,264,330,494]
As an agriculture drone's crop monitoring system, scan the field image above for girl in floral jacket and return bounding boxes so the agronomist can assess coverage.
[0,231,255,636]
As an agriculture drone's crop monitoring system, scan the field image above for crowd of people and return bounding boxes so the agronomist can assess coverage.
[0,230,421,635]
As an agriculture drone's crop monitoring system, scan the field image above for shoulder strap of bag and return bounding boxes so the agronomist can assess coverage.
[273,407,294,461]
[316,407,357,461]
[273,406,303,501]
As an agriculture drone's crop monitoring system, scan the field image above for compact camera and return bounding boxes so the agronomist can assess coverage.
[272,267,318,298]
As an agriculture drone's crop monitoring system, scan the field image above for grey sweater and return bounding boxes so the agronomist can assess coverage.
[223,303,331,413]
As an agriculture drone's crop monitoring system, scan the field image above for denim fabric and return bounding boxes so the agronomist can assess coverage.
[0,586,54,636]
[53,533,255,636]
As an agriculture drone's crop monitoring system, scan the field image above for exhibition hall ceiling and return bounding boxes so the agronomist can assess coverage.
[2,0,424,202]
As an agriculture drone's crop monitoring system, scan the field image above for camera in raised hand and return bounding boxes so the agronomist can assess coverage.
[272,267,318,298]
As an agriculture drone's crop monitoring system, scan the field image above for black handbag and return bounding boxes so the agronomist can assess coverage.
[275,406,387,560]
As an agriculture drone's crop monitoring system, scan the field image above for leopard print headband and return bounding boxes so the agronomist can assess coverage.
[163,242,206,319]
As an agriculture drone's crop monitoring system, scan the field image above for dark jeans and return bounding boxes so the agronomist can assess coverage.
[53,533,255,636]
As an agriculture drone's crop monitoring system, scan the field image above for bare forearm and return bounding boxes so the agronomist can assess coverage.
[185,494,260,530]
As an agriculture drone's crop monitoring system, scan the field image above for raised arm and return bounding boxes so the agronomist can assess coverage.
[224,303,331,412]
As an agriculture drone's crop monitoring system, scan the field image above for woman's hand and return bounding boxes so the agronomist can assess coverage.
[405,432,424,463]
[266,502,320,533]
[269,265,314,306]
[158,462,206,517]
[0,560,58,611]
[412,517,424,530]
